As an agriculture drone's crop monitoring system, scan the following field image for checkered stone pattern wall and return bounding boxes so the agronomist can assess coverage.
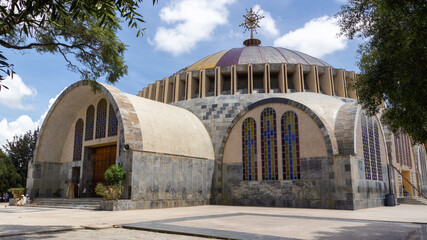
[173,94,254,204]
[172,94,361,209]
[127,152,214,210]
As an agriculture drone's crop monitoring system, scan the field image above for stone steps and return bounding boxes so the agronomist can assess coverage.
[399,197,427,206]
[28,198,101,210]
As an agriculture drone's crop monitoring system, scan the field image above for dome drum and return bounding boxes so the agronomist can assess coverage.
[139,62,357,104]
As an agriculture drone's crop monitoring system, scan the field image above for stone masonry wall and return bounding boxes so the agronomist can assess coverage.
[334,103,389,209]
[173,94,362,209]
[128,151,215,209]
[27,161,81,198]
[222,156,349,209]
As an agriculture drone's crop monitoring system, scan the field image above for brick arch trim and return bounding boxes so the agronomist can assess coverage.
[219,97,334,159]
[34,81,142,163]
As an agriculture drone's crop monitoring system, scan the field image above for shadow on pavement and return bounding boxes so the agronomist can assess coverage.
[0,225,77,239]
[315,222,427,240]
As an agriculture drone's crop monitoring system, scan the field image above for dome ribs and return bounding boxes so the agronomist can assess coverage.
[216,48,244,67]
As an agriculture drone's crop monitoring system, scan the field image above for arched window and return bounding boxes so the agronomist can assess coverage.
[242,118,257,181]
[261,107,278,180]
[361,114,371,179]
[281,111,300,180]
[394,134,400,164]
[374,122,383,181]
[394,131,413,168]
[108,104,118,137]
[368,117,377,180]
[85,105,95,141]
[73,119,84,161]
[95,99,107,139]
[403,133,408,166]
[404,134,412,167]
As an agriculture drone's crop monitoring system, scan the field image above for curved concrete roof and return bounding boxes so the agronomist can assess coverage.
[35,81,214,163]
[186,46,331,72]
[284,92,347,133]
[125,94,215,159]
[280,92,351,155]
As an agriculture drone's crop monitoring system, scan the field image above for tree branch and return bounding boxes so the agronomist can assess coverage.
[0,39,87,50]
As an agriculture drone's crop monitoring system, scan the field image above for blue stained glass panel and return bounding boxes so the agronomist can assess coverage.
[73,119,84,161]
[368,117,377,180]
[374,122,382,181]
[261,108,277,180]
[242,118,257,181]
[95,99,107,139]
[85,105,95,141]
[361,114,371,179]
[281,111,300,180]
[108,104,118,137]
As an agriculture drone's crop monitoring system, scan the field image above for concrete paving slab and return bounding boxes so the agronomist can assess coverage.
[123,212,427,240]
[1,202,427,239]
[4,228,211,240]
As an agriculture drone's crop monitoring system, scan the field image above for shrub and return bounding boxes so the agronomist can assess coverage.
[95,183,122,200]
[104,165,125,185]
[8,188,25,198]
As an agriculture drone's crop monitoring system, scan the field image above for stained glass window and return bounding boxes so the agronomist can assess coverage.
[368,117,377,180]
[395,130,413,167]
[399,132,404,165]
[403,133,408,166]
[242,118,257,181]
[73,119,84,161]
[394,134,400,164]
[281,111,300,180]
[361,114,371,179]
[85,105,95,141]
[419,148,427,186]
[404,134,412,167]
[108,104,118,137]
[374,122,382,181]
[95,99,107,139]
[261,107,278,180]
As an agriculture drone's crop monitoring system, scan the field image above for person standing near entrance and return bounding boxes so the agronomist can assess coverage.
[403,186,409,196]
[66,181,75,198]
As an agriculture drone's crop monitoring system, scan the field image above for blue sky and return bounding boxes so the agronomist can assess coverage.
[0,0,362,146]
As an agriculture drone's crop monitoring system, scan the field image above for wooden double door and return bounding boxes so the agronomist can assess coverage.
[93,145,117,185]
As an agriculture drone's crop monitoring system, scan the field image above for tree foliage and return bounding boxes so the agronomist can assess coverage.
[337,0,427,143]
[3,128,39,187]
[0,0,157,89]
[0,149,22,194]
[104,164,125,185]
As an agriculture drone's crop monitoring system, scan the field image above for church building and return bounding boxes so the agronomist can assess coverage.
[26,10,427,210]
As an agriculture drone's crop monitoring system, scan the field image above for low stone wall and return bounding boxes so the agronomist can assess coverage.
[352,158,389,209]
[8,198,17,206]
[100,199,210,211]
[26,162,74,198]
[130,151,215,209]
[222,156,358,210]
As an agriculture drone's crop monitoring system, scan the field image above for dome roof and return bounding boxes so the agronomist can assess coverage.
[186,46,331,72]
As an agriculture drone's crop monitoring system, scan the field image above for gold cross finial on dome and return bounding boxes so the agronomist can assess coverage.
[239,8,264,40]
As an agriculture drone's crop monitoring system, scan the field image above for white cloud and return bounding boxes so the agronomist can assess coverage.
[0,90,62,148]
[253,5,279,37]
[274,16,347,58]
[0,115,39,148]
[0,74,37,109]
[151,0,235,56]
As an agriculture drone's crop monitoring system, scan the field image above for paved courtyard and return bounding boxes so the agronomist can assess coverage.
[0,202,426,239]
